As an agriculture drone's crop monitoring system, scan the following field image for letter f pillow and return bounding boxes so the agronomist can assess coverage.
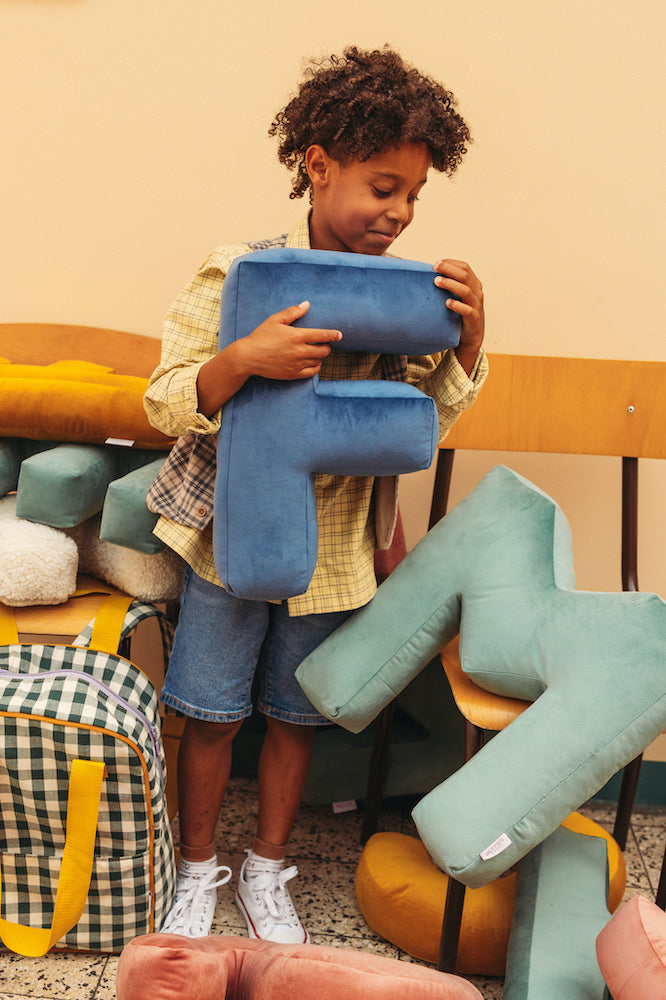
[214,249,460,600]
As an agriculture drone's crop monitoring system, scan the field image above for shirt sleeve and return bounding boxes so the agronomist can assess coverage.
[407,347,489,443]
[143,248,240,438]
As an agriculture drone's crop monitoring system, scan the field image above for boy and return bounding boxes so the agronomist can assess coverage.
[144,44,487,942]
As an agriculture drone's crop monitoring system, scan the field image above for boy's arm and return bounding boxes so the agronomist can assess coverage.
[143,253,232,438]
[196,301,341,417]
[413,348,489,443]
[144,250,341,435]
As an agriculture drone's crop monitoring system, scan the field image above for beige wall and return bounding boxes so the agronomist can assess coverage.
[3,0,665,603]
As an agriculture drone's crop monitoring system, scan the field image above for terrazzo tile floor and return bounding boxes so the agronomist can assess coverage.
[1,777,664,999]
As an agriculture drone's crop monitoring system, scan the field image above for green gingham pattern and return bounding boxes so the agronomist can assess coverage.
[0,602,176,951]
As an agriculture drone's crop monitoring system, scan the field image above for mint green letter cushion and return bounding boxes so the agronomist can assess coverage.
[16,444,122,527]
[503,826,610,1000]
[0,439,22,497]
[99,458,166,554]
[296,465,666,887]
[214,248,461,601]
[16,445,169,553]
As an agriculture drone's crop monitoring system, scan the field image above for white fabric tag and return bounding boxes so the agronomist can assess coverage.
[480,832,512,860]
[332,800,357,814]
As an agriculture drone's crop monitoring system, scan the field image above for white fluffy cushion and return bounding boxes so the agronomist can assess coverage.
[67,516,183,603]
[0,494,78,606]
[0,498,183,607]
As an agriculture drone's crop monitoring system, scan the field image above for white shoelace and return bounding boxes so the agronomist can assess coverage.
[162,864,232,937]
[253,865,299,922]
[242,862,301,932]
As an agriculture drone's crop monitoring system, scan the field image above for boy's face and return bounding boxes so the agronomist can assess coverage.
[307,142,431,256]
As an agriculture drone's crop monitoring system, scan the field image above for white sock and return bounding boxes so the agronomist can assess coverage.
[244,850,284,874]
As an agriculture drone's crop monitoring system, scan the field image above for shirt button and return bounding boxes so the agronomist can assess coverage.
[197,506,207,517]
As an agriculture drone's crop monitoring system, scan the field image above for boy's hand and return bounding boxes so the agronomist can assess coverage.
[241,301,342,381]
[433,260,485,376]
[196,301,341,417]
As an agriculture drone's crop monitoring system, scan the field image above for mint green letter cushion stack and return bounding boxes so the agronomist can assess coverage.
[296,465,666,887]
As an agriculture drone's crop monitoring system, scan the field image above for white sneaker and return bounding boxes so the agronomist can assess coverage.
[235,851,310,944]
[161,857,232,937]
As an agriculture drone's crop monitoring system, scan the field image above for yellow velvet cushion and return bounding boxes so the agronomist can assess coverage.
[0,359,172,449]
[356,812,625,974]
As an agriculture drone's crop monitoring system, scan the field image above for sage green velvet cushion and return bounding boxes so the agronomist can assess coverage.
[296,465,666,887]
[0,439,22,497]
[14,443,166,553]
[503,826,610,1000]
[99,458,165,554]
[16,444,121,527]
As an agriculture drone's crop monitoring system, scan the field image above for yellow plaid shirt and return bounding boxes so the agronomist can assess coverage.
[144,215,488,615]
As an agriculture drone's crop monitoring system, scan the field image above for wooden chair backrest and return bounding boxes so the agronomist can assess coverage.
[0,322,161,378]
[443,354,666,460]
[431,354,666,594]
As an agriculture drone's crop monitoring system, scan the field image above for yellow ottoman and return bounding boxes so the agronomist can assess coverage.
[356,812,625,974]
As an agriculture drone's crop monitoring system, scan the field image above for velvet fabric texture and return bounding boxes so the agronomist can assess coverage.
[115,934,483,1000]
[14,443,167,552]
[0,359,172,449]
[214,248,461,601]
[296,466,666,887]
[503,827,611,1000]
[596,895,666,1000]
[356,812,625,976]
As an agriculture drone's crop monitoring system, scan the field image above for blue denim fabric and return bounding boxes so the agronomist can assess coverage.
[161,565,352,725]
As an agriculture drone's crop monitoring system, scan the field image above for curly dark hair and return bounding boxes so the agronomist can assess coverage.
[269,45,471,200]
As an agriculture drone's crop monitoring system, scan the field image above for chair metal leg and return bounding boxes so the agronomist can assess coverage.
[361,701,396,844]
[438,877,466,972]
[656,840,666,909]
[465,720,485,761]
[612,754,643,850]
[433,720,486,969]
[621,456,639,594]
[429,449,455,528]
[612,459,641,850]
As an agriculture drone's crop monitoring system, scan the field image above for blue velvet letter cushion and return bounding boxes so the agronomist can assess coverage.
[214,248,461,601]
[296,465,666,886]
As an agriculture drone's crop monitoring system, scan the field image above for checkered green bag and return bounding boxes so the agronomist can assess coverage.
[0,594,176,956]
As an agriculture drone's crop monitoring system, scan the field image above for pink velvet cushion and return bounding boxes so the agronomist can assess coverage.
[596,895,666,999]
[115,933,483,1000]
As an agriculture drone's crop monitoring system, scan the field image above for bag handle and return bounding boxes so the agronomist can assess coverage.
[86,592,134,655]
[0,758,106,957]
[0,603,18,645]
[0,590,134,656]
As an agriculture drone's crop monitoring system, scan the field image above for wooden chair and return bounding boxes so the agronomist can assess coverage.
[361,352,666,972]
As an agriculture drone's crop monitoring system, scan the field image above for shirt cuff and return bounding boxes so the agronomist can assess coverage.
[428,347,488,408]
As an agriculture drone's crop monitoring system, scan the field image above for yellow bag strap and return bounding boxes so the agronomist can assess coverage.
[0,758,106,957]
[0,603,19,645]
[87,592,134,656]
[0,591,134,656]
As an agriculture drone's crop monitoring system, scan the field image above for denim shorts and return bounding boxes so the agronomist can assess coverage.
[161,565,353,725]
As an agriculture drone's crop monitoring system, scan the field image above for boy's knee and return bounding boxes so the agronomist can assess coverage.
[184,715,244,744]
